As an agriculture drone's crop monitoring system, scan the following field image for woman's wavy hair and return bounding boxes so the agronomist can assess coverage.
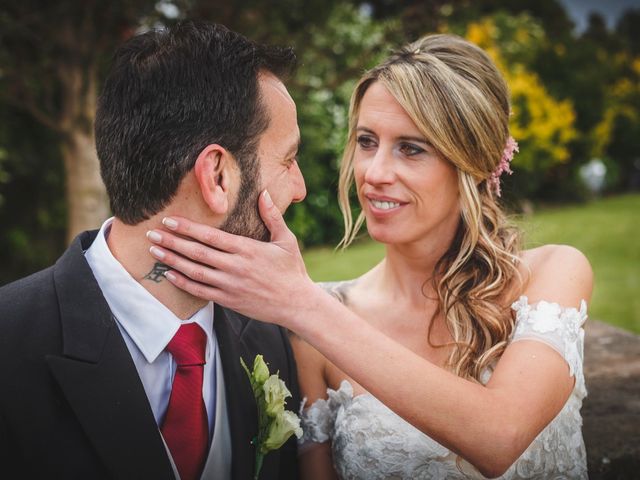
[338,34,524,382]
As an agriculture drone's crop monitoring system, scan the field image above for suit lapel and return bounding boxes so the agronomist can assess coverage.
[214,304,258,480]
[46,232,174,480]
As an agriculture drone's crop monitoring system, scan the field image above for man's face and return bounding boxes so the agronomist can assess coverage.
[221,73,306,241]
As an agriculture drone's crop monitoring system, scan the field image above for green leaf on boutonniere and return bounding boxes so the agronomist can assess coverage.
[241,354,302,480]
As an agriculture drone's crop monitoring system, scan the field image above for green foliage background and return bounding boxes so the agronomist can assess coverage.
[1,0,639,288]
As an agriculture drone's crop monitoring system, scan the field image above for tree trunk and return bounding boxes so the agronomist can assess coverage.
[58,59,109,244]
[61,128,110,243]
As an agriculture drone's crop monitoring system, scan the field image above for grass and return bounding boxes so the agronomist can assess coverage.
[303,193,640,334]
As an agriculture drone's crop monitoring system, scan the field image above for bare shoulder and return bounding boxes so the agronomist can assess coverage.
[523,244,592,278]
[520,245,593,308]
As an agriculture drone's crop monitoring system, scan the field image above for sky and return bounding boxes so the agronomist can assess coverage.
[557,0,640,32]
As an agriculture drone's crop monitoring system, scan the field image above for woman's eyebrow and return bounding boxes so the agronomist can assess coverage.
[356,127,431,146]
[397,135,430,144]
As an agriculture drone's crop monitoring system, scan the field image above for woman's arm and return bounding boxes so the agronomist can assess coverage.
[291,335,339,480]
[148,193,593,477]
[287,283,587,477]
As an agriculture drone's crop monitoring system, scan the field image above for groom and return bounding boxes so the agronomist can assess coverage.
[0,21,305,480]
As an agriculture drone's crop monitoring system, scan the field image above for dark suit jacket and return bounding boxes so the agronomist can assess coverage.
[0,230,300,480]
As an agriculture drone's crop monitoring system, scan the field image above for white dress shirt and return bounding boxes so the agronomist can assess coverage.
[84,218,217,439]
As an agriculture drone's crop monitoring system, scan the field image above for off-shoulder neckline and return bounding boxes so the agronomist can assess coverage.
[512,295,588,317]
[319,296,588,404]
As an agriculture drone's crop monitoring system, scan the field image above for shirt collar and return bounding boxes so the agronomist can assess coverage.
[84,217,215,363]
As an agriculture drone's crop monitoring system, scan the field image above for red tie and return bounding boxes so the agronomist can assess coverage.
[161,323,209,480]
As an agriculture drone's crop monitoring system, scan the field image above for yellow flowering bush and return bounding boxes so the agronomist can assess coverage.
[465,15,578,175]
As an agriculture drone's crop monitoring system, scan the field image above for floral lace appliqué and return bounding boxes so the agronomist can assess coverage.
[299,380,354,448]
[511,295,588,399]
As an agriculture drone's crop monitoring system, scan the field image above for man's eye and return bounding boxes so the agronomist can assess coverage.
[399,143,424,156]
[285,156,298,169]
[356,135,377,149]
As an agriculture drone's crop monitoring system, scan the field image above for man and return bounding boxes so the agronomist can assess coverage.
[0,21,305,480]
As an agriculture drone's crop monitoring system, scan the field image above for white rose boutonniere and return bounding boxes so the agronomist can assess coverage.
[241,354,302,480]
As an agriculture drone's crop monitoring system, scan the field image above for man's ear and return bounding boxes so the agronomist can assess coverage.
[194,144,235,215]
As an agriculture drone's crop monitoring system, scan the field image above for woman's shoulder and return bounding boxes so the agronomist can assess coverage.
[521,244,591,271]
[519,244,593,309]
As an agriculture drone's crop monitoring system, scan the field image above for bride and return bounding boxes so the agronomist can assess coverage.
[147,34,591,479]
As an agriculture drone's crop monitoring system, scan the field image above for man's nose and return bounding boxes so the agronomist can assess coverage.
[290,161,307,203]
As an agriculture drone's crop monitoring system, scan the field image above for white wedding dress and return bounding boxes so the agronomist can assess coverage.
[299,296,588,479]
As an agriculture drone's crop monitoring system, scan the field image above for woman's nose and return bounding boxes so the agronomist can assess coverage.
[363,149,395,186]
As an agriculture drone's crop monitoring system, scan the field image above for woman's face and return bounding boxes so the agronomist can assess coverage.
[353,82,461,247]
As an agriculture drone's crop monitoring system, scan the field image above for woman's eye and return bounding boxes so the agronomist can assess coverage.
[399,143,424,156]
[356,135,377,149]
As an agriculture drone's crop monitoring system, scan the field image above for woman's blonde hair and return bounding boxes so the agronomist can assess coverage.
[338,34,523,382]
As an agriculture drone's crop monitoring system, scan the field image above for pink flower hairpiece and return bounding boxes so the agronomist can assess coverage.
[489,136,518,197]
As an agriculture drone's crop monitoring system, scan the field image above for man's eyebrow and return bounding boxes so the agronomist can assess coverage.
[284,137,301,158]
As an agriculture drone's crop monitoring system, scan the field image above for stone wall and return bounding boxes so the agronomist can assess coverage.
[583,320,640,479]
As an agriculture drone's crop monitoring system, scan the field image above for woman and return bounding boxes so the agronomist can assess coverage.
[147,34,591,479]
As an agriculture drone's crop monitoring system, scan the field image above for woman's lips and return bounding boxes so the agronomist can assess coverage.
[365,195,407,216]
[370,198,401,210]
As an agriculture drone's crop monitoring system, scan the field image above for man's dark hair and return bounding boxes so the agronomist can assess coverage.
[95,21,296,224]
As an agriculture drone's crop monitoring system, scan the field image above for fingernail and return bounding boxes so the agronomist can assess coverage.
[164,271,176,282]
[149,246,165,260]
[263,190,273,208]
[146,230,162,242]
[162,217,178,230]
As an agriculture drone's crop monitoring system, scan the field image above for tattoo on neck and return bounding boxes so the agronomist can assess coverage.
[143,262,170,283]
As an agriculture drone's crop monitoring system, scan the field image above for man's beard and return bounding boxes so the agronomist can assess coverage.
[220,154,270,242]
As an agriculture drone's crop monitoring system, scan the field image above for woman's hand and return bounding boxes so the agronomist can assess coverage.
[146,191,320,327]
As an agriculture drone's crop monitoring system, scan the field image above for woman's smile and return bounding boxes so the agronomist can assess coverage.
[365,194,407,216]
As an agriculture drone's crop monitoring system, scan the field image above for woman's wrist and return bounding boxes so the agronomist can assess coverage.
[282,280,326,332]
[287,282,361,347]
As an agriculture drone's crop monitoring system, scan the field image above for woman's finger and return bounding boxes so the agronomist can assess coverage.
[259,190,298,247]
[147,229,235,271]
[159,215,246,253]
[148,244,230,287]
[163,269,228,304]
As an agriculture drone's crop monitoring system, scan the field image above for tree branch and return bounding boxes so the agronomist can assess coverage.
[3,93,66,134]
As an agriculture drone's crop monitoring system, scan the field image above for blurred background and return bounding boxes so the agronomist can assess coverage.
[1,0,639,334]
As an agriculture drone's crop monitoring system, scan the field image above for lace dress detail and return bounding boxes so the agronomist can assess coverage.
[299,296,588,479]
